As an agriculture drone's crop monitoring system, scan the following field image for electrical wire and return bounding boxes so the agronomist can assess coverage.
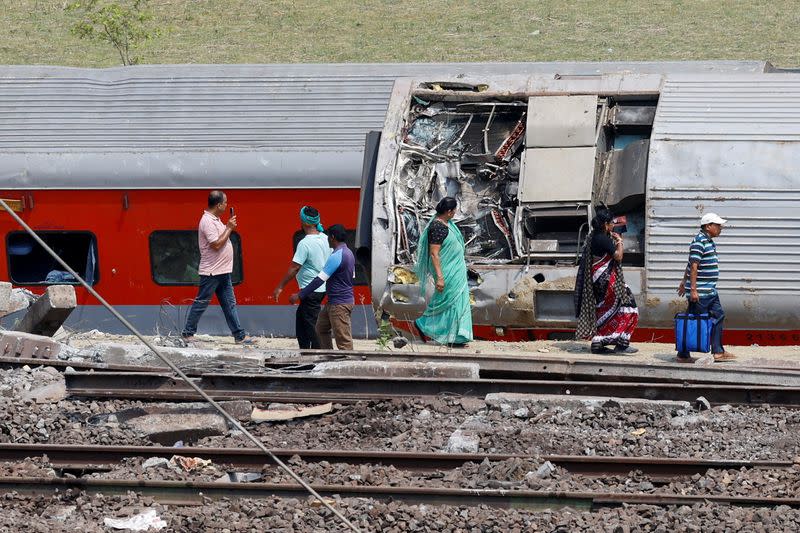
[0,199,361,533]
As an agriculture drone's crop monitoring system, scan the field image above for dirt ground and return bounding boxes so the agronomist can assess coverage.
[66,330,800,369]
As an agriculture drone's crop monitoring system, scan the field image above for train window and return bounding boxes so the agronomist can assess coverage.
[291,229,368,286]
[7,231,99,285]
[149,230,243,285]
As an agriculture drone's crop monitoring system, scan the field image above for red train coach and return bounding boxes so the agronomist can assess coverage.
[0,64,383,336]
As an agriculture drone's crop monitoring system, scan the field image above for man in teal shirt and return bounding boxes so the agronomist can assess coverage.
[273,206,331,348]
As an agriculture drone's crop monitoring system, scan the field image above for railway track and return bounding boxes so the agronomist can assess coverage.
[64,371,800,406]
[5,354,800,519]
[9,348,800,387]
[295,349,800,386]
[1,476,798,511]
[1,443,790,480]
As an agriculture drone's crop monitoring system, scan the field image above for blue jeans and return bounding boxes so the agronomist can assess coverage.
[678,293,724,356]
[182,273,246,341]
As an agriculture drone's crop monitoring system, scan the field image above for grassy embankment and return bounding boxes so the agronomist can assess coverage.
[1,0,798,67]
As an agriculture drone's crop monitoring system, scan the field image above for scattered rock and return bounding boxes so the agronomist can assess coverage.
[513,407,530,419]
[444,430,479,453]
[142,457,170,470]
[695,396,712,411]
[535,460,555,479]
[392,336,408,349]
[22,380,67,404]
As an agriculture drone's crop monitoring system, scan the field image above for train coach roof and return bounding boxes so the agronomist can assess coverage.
[0,61,773,190]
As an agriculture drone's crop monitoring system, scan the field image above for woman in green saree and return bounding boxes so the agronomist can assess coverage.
[414,197,473,346]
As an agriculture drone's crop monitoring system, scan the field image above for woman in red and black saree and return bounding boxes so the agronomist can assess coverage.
[574,208,639,354]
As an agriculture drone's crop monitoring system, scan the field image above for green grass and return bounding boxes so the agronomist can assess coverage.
[1,0,798,67]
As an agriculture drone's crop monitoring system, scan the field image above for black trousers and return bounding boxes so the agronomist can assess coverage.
[296,292,325,349]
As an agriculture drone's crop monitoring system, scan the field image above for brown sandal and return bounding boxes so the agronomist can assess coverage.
[713,352,737,362]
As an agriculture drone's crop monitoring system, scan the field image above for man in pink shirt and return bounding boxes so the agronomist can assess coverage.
[182,190,254,344]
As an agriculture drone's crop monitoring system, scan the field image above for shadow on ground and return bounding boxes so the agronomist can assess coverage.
[551,341,590,354]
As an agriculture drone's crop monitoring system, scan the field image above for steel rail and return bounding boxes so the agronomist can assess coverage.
[0,198,361,532]
[11,350,800,389]
[1,476,799,511]
[0,356,168,374]
[11,351,800,391]
[0,443,791,479]
[293,350,800,387]
[64,371,800,406]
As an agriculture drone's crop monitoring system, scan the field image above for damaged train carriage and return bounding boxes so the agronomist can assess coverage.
[365,73,800,343]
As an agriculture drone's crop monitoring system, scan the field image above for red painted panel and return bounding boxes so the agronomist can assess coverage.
[0,189,368,306]
[5,189,799,347]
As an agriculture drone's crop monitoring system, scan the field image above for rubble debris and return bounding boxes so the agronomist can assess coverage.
[124,412,228,445]
[21,380,67,404]
[0,331,63,359]
[112,401,253,424]
[0,287,36,318]
[485,393,692,411]
[534,460,556,479]
[85,341,266,370]
[513,407,530,418]
[392,336,409,349]
[170,455,213,472]
[0,282,10,315]
[41,504,76,521]
[14,285,76,337]
[142,457,170,470]
[444,429,479,453]
[311,360,480,379]
[216,472,262,483]
[103,508,166,531]
[251,402,333,423]
[695,396,712,411]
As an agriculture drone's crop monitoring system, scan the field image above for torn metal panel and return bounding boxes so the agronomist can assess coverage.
[388,266,419,285]
[609,105,656,129]
[372,74,660,331]
[596,139,649,213]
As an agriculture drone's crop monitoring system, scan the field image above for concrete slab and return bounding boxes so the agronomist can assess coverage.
[22,381,67,404]
[85,342,266,369]
[14,285,76,337]
[0,282,11,314]
[0,331,63,359]
[115,400,253,423]
[125,412,228,445]
[444,429,480,453]
[0,288,36,318]
[485,393,692,410]
[311,360,480,379]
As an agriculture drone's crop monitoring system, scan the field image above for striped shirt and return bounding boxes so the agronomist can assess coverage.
[684,230,719,296]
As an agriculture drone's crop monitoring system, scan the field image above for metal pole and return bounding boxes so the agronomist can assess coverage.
[0,199,361,532]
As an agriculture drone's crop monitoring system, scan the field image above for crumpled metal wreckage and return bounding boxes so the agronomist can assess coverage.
[394,101,525,266]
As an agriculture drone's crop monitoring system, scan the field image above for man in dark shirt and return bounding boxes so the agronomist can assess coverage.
[290,224,355,350]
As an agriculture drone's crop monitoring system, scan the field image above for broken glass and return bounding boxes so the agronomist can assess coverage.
[149,231,243,285]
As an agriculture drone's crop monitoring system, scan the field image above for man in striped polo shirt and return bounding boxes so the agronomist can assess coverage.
[676,213,736,363]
